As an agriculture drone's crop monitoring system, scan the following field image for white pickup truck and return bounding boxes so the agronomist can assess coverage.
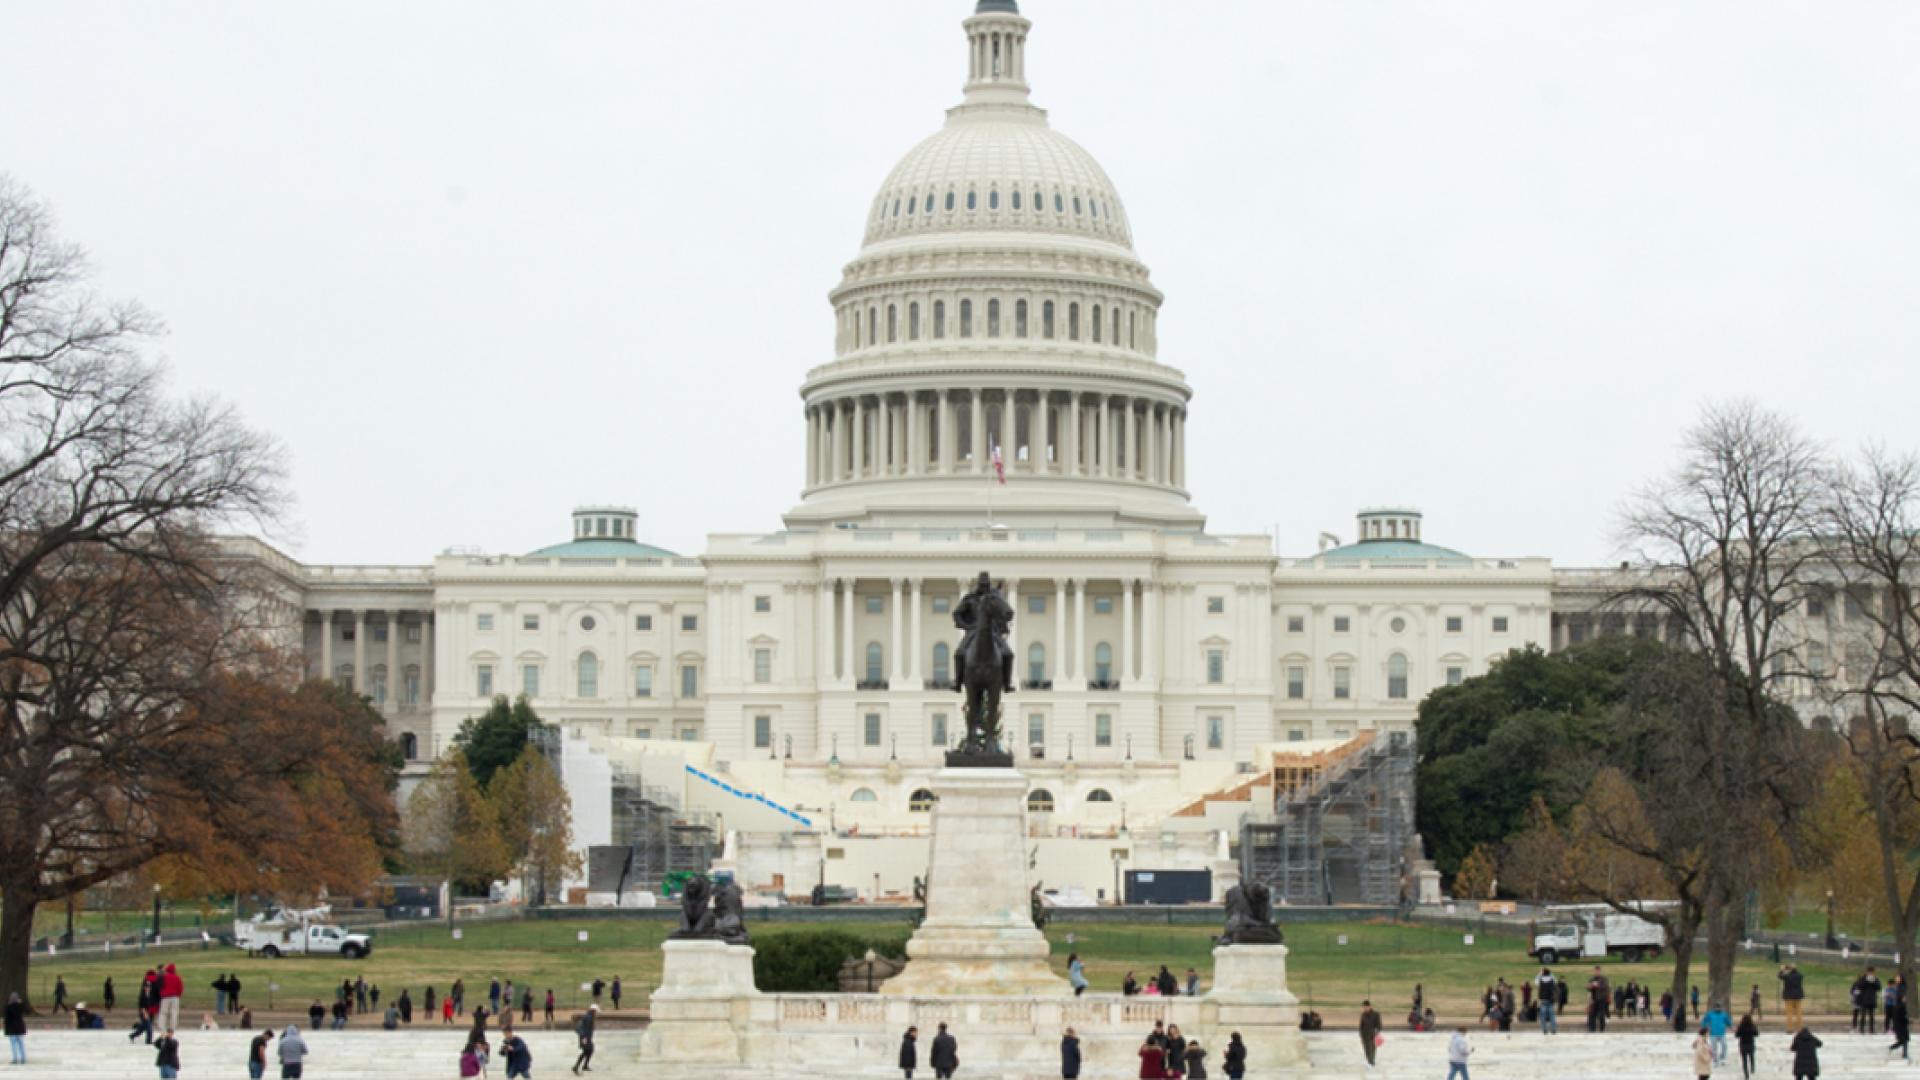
[234,917,372,959]
[1529,907,1666,964]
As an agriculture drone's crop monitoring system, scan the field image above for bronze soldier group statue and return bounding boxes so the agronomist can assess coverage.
[670,874,750,946]
[1218,880,1283,945]
[951,570,1016,767]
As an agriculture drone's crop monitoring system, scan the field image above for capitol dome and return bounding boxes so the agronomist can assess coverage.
[789,1,1201,533]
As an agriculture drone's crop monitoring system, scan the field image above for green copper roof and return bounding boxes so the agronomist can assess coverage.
[528,539,679,559]
[1319,539,1471,566]
[976,0,1019,13]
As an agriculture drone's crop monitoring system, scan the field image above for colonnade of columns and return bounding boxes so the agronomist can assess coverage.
[311,608,433,708]
[805,389,1185,491]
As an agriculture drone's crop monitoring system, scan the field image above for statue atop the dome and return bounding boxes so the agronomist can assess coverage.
[950,571,1014,767]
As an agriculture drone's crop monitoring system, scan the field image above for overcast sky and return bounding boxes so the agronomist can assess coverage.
[8,1,1918,566]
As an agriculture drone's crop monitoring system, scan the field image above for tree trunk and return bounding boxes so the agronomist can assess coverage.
[0,888,41,1012]
[1704,886,1741,1012]
[1666,909,1699,1033]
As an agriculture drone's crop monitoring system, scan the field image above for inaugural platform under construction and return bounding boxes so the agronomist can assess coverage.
[1238,730,1418,906]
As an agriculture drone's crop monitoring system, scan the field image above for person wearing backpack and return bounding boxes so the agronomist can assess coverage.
[571,1002,598,1074]
[502,1030,533,1080]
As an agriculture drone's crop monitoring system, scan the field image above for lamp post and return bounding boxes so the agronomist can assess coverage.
[1825,889,1838,950]
[151,885,162,941]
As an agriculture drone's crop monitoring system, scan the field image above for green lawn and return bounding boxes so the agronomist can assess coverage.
[21,915,1869,1027]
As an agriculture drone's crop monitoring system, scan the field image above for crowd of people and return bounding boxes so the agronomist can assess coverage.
[1118,965,1205,998]
[896,1020,1252,1080]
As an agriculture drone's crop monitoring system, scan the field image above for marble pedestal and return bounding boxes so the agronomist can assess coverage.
[881,766,1070,997]
[1206,943,1308,1068]
[643,939,760,1062]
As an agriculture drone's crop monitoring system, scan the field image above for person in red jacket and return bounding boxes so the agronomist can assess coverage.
[156,964,183,1033]
[1140,1035,1169,1079]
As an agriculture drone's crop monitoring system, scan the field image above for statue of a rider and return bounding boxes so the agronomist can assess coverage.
[953,571,1015,694]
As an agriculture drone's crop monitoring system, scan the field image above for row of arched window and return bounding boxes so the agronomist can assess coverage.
[846,787,1113,812]
[868,641,1115,684]
[837,292,1156,356]
[866,181,1125,241]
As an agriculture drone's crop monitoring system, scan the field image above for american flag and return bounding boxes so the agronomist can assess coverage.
[991,445,1007,485]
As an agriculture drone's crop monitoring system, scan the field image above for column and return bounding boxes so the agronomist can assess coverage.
[1054,579,1067,684]
[664,602,678,704]
[422,613,434,702]
[937,389,952,473]
[1147,406,1160,483]
[907,393,922,476]
[841,579,855,686]
[1000,389,1015,469]
[805,408,818,487]
[970,391,985,472]
[878,397,891,476]
[1172,410,1184,487]
[852,397,866,479]
[1066,394,1081,476]
[1142,583,1159,684]
[1159,407,1172,486]
[1124,398,1138,480]
[909,579,924,682]
[318,610,334,682]
[352,610,367,688]
[386,610,399,707]
[1122,579,1135,683]
[890,577,905,683]
[1073,578,1088,681]
[1006,579,1021,684]
[831,401,847,483]
[1040,392,1055,473]
[1094,397,1108,477]
[817,579,836,684]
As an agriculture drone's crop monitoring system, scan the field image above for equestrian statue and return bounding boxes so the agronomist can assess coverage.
[950,570,1015,766]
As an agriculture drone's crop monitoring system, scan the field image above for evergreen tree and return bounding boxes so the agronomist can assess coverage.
[453,695,542,789]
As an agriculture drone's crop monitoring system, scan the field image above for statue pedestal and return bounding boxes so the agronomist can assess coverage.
[882,767,1069,997]
[1206,944,1307,1068]
[643,939,759,1062]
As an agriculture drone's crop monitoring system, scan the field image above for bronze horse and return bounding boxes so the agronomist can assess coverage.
[953,573,1013,763]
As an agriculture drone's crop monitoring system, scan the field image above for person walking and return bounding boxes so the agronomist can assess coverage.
[1780,964,1806,1032]
[5,992,26,1065]
[502,1030,532,1080]
[452,978,466,1017]
[900,1025,919,1078]
[103,977,116,1012]
[1222,1032,1247,1080]
[228,973,243,1012]
[51,977,68,1014]
[591,978,605,1005]
[1749,984,1763,1021]
[1359,1000,1383,1070]
[1586,968,1609,1033]
[1891,989,1912,1063]
[1706,1001,1731,1065]
[443,993,455,1026]
[1856,966,1884,1035]
[1735,1012,1759,1079]
[278,1024,309,1079]
[212,974,227,1015]
[355,976,368,1014]
[571,1002,597,1075]
[1166,1023,1188,1078]
[521,986,533,1024]
[610,976,622,1011]
[931,1022,958,1080]
[489,978,502,1015]
[398,989,413,1025]
[1692,1027,1714,1080]
[156,964,183,1034]
[1536,969,1558,1034]
[1061,1026,1082,1080]
[1068,954,1089,997]
[1446,1027,1472,1080]
[1790,1026,1822,1080]
[153,1028,181,1079]
[246,1027,274,1080]
[544,989,555,1029]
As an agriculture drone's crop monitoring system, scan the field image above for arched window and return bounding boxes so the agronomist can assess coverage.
[967,189,977,211]
[1043,301,1055,339]
[1112,307,1121,344]
[1086,788,1114,803]
[887,304,898,343]
[866,642,884,684]
[403,665,421,705]
[1015,299,1029,337]
[1028,642,1047,685]
[868,308,877,347]
[1054,192,1064,213]
[1387,653,1408,699]
[1094,642,1113,684]
[1073,196,1083,215]
[401,732,419,761]
[908,195,917,215]
[371,664,389,705]
[578,651,599,697]
[1091,304,1102,343]
[933,642,951,684]
[1128,310,1136,349]
[849,788,878,803]
[945,190,955,212]
[989,188,1000,210]
[960,299,973,338]
[909,302,921,341]
[1027,789,1056,813]
[987,299,1001,337]
[909,789,937,813]
[336,663,355,691]
[933,300,946,339]
[1012,190,1022,211]
[892,198,900,218]
[1068,303,1080,341]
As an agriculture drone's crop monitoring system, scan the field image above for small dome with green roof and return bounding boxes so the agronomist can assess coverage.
[1318,508,1470,566]
[530,506,678,559]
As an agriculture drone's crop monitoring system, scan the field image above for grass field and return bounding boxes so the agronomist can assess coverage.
[21,915,1869,1027]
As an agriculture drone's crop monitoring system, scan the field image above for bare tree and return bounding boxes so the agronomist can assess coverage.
[1616,400,1824,1009]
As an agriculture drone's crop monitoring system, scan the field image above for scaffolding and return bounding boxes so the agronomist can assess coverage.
[607,765,717,894]
[1240,730,1416,906]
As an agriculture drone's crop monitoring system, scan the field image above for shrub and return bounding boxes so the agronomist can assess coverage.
[750,928,910,992]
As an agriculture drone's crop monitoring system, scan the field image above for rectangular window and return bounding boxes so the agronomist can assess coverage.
[681,665,699,698]
[634,666,653,697]
[864,712,882,747]
[476,664,494,697]
[866,596,884,614]
[523,613,540,632]
[1287,616,1304,634]
[1028,595,1047,615]
[754,648,772,683]
[1206,649,1225,684]
[632,726,653,740]
[1287,666,1305,699]
[753,714,772,749]
[681,614,698,632]
[679,726,699,742]
[932,597,951,614]
[1206,715,1225,750]
[372,623,389,644]
[342,625,355,642]
[1333,666,1351,699]
[1094,596,1114,615]
[931,713,949,748]
[1446,616,1463,633]
[1446,666,1464,687]
[1807,594,1826,617]
[1207,596,1225,614]
[477,614,494,632]
[1333,615,1350,633]
[754,596,772,614]
[407,624,422,643]
[1845,591,1867,619]
[1028,713,1045,750]
[521,664,539,697]
[1287,729,1305,743]
[1094,713,1113,747]
[1492,616,1509,633]
[635,614,653,631]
